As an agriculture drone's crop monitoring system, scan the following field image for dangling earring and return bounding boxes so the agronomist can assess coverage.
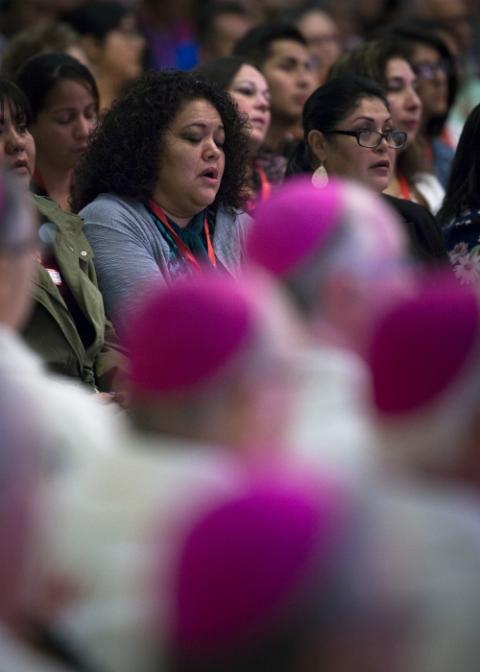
[312,162,328,188]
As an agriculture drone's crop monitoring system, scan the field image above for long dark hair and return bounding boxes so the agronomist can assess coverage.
[15,51,99,120]
[438,103,480,226]
[287,75,389,176]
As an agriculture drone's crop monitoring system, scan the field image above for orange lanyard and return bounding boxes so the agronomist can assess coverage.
[398,173,412,201]
[246,165,272,214]
[148,198,217,270]
[256,164,272,202]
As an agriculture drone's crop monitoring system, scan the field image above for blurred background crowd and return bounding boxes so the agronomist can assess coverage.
[2,1,480,671]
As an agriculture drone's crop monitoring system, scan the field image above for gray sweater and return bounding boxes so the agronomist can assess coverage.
[81,193,251,329]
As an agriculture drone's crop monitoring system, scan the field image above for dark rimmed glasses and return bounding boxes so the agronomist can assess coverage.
[324,128,407,150]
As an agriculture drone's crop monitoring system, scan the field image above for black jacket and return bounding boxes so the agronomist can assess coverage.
[382,194,447,265]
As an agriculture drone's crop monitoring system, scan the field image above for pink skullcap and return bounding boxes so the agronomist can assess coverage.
[126,273,257,396]
[170,475,343,657]
[367,275,480,416]
[246,176,343,278]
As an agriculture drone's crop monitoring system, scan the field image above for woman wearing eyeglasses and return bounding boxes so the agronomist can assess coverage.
[330,37,446,214]
[287,76,446,263]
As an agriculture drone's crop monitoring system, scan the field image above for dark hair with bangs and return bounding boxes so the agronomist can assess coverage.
[15,52,99,121]
[0,78,32,129]
[71,70,250,213]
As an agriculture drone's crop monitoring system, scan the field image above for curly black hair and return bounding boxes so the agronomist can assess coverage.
[71,70,250,213]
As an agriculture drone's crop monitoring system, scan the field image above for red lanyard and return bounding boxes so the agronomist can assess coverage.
[256,165,272,202]
[246,164,272,214]
[398,173,412,201]
[148,198,217,270]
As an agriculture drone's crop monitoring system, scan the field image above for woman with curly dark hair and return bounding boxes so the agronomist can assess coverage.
[72,70,251,329]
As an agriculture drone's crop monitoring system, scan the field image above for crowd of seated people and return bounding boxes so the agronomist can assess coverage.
[2,1,480,671]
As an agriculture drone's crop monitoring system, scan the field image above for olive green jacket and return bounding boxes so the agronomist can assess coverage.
[21,195,124,391]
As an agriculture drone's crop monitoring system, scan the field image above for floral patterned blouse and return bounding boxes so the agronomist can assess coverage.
[443,200,480,285]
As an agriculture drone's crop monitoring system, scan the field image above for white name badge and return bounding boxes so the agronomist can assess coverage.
[46,268,62,286]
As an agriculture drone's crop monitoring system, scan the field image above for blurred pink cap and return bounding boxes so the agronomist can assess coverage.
[246,177,342,277]
[169,474,343,657]
[126,273,257,396]
[367,275,480,415]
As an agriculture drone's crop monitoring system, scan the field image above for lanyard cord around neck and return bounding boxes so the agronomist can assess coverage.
[246,163,272,214]
[147,198,217,270]
[256,163,272,202]
[398,173,412,201]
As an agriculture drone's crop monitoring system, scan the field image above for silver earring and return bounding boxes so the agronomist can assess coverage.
[312,163,328,188]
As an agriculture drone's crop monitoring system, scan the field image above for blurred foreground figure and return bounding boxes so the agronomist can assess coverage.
[0,385,47,667]
[0,167,123,669]
[164,471,407,672]
[0,169,119,456]
[366,274,480,484]
[246,177,412,478]
[126,271,299,449]
[0,383,101,672]
[167,470,480,672]
[376,478,480,672]
[46,271,302,672]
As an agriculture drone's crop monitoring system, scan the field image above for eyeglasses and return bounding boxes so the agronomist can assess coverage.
[413,60,450,80]
[324,128,407,149]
